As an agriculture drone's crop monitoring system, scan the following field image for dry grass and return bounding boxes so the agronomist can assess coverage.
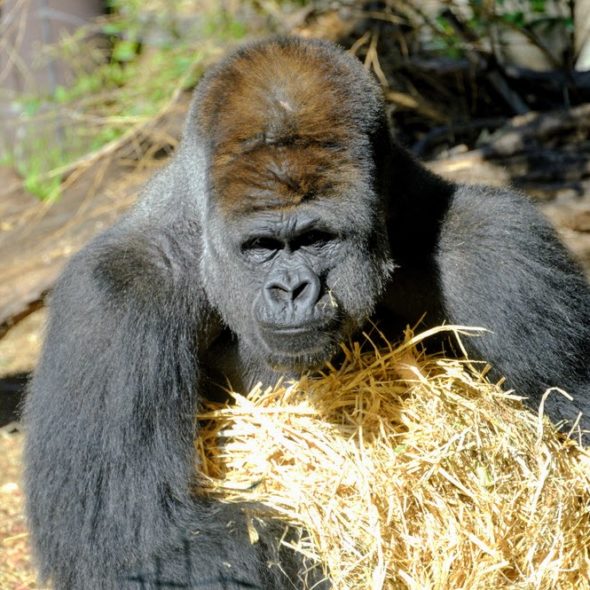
[196,327,590,590]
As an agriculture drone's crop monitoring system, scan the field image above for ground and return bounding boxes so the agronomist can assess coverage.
[0,431,37,589]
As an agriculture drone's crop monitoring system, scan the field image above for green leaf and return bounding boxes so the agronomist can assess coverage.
[53,85,69,103]
[21,99,41,116]
[530,0,546,13]
[101,23,122,35]
[502,11,525,27]
[112,40,139,62]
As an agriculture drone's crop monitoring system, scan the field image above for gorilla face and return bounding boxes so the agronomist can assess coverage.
[193,38,395,371]
[202,198,393,371]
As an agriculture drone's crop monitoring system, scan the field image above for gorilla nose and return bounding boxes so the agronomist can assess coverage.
[263,268,321,312]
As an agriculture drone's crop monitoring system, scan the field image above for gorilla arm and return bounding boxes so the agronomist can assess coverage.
[381,139,590,429]
[23,163,293,589]
[436,183,590,427]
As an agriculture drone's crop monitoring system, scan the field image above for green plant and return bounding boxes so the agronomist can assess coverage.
[8,0,266,200]
[430,0,572,64]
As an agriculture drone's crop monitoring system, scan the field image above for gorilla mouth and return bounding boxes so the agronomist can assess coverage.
[268,322,331,335]
[257,318,344,371]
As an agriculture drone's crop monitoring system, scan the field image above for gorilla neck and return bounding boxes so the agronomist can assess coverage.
[199,318,411,404]
[200,327,301,402]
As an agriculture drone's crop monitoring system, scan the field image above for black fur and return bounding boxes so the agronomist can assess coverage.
[24,37,590,589]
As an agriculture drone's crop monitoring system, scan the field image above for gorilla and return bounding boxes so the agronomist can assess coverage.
[24,37,590,589]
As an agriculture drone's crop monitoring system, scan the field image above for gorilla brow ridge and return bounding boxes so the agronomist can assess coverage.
[237,135,343,154]
[212,142,353,215]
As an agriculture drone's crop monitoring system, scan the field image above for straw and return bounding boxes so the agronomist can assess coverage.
[195,326,590,589]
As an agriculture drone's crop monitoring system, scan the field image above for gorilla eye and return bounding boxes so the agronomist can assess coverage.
[293,229,336,250]
[241,236,283,258]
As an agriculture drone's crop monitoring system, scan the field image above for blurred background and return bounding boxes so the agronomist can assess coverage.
[1,1,590,586]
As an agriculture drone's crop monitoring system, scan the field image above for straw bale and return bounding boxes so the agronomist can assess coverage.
[195,327,590,589]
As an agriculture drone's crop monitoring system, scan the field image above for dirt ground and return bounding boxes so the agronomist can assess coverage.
[0,431,38,589]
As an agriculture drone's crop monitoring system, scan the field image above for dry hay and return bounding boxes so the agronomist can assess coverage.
[195,327,590,589]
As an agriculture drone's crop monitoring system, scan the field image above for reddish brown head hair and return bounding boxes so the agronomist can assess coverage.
[193,37,385,216]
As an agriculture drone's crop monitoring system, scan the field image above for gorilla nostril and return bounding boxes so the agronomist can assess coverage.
[268,282,291,299]
[269,280,308,302]
[295,273,320,308]
[293,282,309,300]
[264,269,321,311]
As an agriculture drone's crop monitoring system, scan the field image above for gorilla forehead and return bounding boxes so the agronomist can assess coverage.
[194,37,384,217]
[210,142,364,217]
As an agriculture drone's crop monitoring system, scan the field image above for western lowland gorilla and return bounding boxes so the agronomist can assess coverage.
[24,36,590,589]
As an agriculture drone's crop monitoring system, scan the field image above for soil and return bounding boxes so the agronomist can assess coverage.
[0,431,37,589]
